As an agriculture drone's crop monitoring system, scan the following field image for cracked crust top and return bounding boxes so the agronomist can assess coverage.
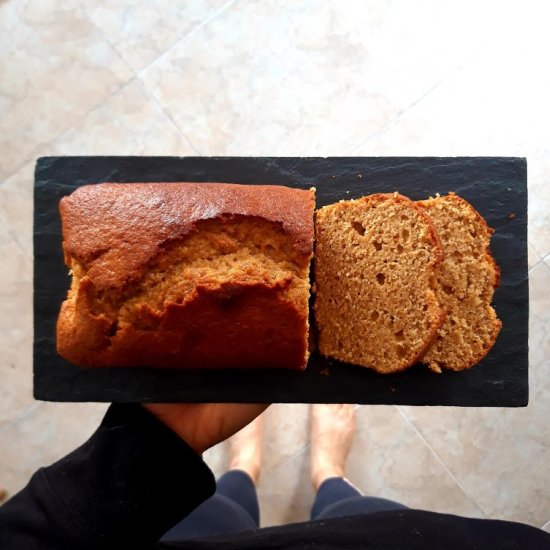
[60,182,315,291]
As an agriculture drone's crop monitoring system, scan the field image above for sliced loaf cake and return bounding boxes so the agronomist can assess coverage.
[314,193,444,374]
[418,193,502,371]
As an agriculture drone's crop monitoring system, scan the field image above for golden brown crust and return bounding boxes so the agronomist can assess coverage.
[57,278,308,369]
[418,193,502,372]
[57,183,314,370]
[60,183,315,291]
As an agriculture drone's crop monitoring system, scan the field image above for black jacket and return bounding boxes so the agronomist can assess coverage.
[0,404,548,549]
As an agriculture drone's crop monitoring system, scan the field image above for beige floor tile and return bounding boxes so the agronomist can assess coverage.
[401,262,550,527]
[0,402,108,500]
[83,0,231,73]
[204,404,310,480]
[355,7,550,158]
[202,441,228,479]
[529,262,550,368]
[0,280,33,425]
[401,362,550,527]
[0,217,34,421]
[0,214,31,291]
[258,444,315,527]
[0,162,35,257]
[252,403,312,524]
[354,5,549,156]
[140,0,488,156]
[346,406,483,517]
[528,243,541,270]
[0,0,133,180]
[528,152,550,260]
[262,404,310,471]
[359,73,548,157]
[49,79,196,157]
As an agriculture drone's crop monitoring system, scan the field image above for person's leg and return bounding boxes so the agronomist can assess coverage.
[161,414,263,541]
[208,469,260,525]
[312,477,408,520]
[311,476,362,518]
[216,409,263,524]
[309,404,407,521]
[310,403,356,519]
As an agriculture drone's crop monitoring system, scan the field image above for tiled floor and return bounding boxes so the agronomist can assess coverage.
[1,0,549,531]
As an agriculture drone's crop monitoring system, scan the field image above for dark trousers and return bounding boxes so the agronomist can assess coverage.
[161,470,408,542]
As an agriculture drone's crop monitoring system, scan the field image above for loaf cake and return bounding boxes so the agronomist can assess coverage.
[418,193,502,371]
[314,193,444,374]
[56,183,315,369]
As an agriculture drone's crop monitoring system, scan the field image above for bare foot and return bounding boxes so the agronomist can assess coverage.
[228,412,264,483]
[311,404,355,490]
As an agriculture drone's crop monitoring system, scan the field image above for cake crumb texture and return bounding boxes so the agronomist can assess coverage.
[418,193,502,371]
[314,193,444,374]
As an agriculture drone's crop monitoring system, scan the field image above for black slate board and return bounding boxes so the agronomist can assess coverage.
[33,156,528,406]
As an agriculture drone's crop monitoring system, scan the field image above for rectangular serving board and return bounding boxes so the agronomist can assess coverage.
[34,156,528,406]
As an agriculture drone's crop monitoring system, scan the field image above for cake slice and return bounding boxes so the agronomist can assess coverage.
[418,193,502,372]
[57,182,315,370]
[314,193,444,374]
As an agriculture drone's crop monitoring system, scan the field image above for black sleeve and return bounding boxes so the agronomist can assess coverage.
[0,404,216,550]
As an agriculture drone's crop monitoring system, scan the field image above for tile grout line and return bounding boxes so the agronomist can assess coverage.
[262,405,365,478]
[136,0,240,80]
[0,209,29,260]
[0,0,140,185]
[43,24,140,150]
[533,258,550,275]
[349,64,466,155]
[93,30,203,156]
[530,250,545,266]
[85,0,240,157]
[0,0,239,185]
[262,440,311,479]
[0,402,41,434]
[86,5,197,162]
[349,38,513,155]
[145,86,202,155]
[0,77,136,185]
[529,259,542,273]
[135,0,241,154]
[395,405,488,518]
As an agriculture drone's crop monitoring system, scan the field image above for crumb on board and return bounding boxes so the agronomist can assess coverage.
[320,367,330,376]
[509,212,516,220]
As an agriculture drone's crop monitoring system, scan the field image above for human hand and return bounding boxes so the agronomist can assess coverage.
[144,402,269,455]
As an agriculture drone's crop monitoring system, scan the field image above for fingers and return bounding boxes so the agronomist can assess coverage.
[144,402,270,455]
